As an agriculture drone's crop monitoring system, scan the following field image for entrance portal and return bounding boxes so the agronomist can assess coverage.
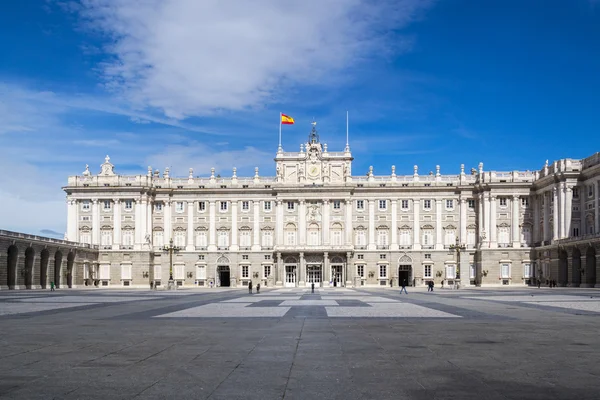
[217,265,230,287]
[307,264,322,287]
[285,265,297,287]
[331,265,342,287]
[398,265,412,286]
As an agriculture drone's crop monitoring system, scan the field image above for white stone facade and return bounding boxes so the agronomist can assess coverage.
[63,128,600,288]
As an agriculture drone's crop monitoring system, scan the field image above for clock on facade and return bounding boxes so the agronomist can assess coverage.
[309,165,320,177]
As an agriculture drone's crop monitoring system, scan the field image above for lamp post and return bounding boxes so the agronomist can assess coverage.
[162,238,181,288]
[449,237,466,288]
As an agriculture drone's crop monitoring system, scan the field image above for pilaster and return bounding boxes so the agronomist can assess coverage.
[413,199,420,249]
[390,199,398,250]
[208,200,216,251]
[276,252,283,287]
[299,199,307,245]
[322,200,330,245]
[345,199,352,245]
[230,201,238,251]
[112,199,121,249]
[553,185,559,241]
[299,252,305,286]
[92,199,99,245]
[276,200,284,246]
[565,185,573,238]
[459,198,467,244]
[186,201,195,251]
[559,182,566,238]
[435,199,442,250]
[368,200,376,250]
[595,180,600,234]
[543,192,550,242]
[164,200,172,242]
[489,195,497,248]
[252,201,260,250]
[512,195,520,248]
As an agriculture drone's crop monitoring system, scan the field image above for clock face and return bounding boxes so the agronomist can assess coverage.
[309,165,319,177]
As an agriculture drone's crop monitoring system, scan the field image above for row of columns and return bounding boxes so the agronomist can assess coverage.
[478,194,521,248]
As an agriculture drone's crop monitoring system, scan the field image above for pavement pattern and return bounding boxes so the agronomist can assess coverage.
[1,286,600,399]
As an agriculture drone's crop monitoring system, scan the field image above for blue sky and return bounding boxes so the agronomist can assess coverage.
[1,0,599,236]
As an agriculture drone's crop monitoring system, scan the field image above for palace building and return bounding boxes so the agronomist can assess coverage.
[61,124,600,289]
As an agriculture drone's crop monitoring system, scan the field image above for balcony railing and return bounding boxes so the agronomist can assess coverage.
[217,246,229,250]
[377,245,389,250]
[195,246,207,250]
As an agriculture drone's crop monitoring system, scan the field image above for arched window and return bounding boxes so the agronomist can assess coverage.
[444,225,456,246]
[398,226,411,246]
[122,226,134,247]
[217,228,229,248]
[285,223,297,246]
[262,227,273,247]
[355,226,366,247]
[521,224,531,245]
[100,227,112,246]
[331,223,343,246]
[195,227,207,247]
[153,228,164,247]
[79,227,91,245]
[498,224,510,246]
[239,227,252,247]
[174,228,186,247]
[376,226,389,247]
[308,223,320,246]
[421,225,434,247]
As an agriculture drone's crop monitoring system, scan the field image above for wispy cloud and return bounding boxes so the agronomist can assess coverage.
[76,0,434,119]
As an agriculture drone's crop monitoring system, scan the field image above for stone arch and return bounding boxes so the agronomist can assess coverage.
[66,252,75,288]
[54,250,63,288]
[331,222,343,230]
[558,249,568,286]
[40,248,49,289]
[398,254,413,264]
[217,256,230,265]
[422,224,434,230]
[572,247,582,286]
[7,245,18,289]
[284,256,298,264]
[444,224,457,230]
[285,223,297,230]
[331,256,344,264]
[24,247,35,289]
[585,246,596,286]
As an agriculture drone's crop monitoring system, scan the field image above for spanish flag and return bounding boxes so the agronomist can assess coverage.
[281,114,295,125]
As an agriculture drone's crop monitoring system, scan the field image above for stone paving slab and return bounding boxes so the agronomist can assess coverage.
[326,303,462,318]
[0,302,97,316]
[524,301,600,313]
[279,300,339,306]
[321,295,398,302]
[221,296,301,302]
[464,295,599,302]
[154,303,291,318]
[12,296,156,303]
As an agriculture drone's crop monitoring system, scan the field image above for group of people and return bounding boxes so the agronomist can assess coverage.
[248,281,260,294]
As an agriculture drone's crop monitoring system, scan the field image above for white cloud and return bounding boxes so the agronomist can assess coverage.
[77,0,433,119]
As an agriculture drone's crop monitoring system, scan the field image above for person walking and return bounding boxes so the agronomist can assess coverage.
[256,283,260,294]
[400,279,408,294]
[50,281,55,291]
[248,281,253,294]
[429,281,434,292]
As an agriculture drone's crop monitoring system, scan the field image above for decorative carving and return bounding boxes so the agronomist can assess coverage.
[100,155,115,176]
[305,254,323,263]
[399,254,413,263]
[82,164,91,176]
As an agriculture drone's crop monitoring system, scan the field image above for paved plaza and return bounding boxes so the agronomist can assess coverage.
[1,287,600,399]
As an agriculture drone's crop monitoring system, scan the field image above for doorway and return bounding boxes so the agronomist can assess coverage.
[398,265,412,286]
[217,265,230,287]
[307,264,322,287]
[285,265,297,287]
[331,265,342,287]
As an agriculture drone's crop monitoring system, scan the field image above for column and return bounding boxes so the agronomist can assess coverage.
[553,186,559,241]
[66,199,77,242]
[478,193,484,244]
[276,252,283,286]
[543,192,550,242]
[146,200,153,243]
[134,198,142,248]
[230,201,238,251]
[565,186,573,238]
[413,199,420,250]
[512,195,520,248]
[276,200,284,246]
[92,199,100,245]
[533,194,540,244]
[490,196,497,247]
[346,251,353,286]
[484,194,491,244]
[252,201,260,250]
[559,182,566,238]
[164,200,172,242]
[299,200,307,245]
[595,180,600,234]
[187,201,194,251]
[113,199,121,249]
[459,198,467,244]
[299,252,305,286]
[368,200,376,250]
[390,199,398,250]
[435,198,443,250]
[208,200,216,250]
[324,251,330,287]
[345,199,352,245]
[322,200,330,245]
[580,187,586,236]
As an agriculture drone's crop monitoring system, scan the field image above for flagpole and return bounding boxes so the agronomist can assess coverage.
[345,110,349,151]
[278,112,282,151]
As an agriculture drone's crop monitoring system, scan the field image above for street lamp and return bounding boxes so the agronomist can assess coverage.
[162,238,181,285]
[449,237,466,287]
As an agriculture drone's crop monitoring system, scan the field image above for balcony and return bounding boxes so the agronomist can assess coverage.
[398,245,412,249]
[355,245,367,250]
[217,246,229,251]
[101,245,112,250]
[497,243,513,248]
[195,246,207,250]
[262,246,273,250]
[239,247,252,251]
[120,245,134,250]
[377,245,389,250]
[422,245,434,249]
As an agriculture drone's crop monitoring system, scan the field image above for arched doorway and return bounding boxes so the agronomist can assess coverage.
[558,249,568,286]
[217,266,230,287]
[66,252,75,288]
[54,251,63,289]
[398,254,413,287]
[585,246,596,287]
[24,247,35,289]
[7,245,18,289]
[284,256,297,287]
[572,247,582,287]
[40,249,49,289]
[330,256,344,287]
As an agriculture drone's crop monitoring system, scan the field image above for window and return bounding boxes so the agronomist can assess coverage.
[468,199,475,209]
[378,200,387,210]
[218,231,229,247]
[357,265,364,278]
[444,229,456,246]
[331,230,342,246]
[523,263,531,278]
[588,185,593,198]
[242,201,249,211]
[155,202,163,212]
[198,254,205,260]
[424,254,431,259]
[333,200,341,210]
[446,199,454,209]
[125,200,133,210]
[357,254,364,260]
[355,230,366,246]
[286,231,296,245]
[153,230,164,247]
[198,201,206,212]
[379,254,386,260]
[122,229,134,246]
[195,231,207,247]
[121,264,132,280]
[81,216,90,221]
[424,265,432,278]
[573,227,580,237]
[521,197,529,207]
[499,198,507,207]
[572,187,579,199]
[399,230,411,246]
[103,200,111,210]
[498,226,510,245]
[467,229,476,247]
[379,265,387,278]
[308,229,320,246]
[264,265,271,277]
[422,229,433,246]
[175,202,184,213]
[470,264,476,279]
[521,226,531,244]
[262,231,273,247]
[264,254,272,260]
[287,201,295,210]
[377,230,388,246]
[423,200,431,209]
[242,266,249,278]
[446,265,456,279]
[80,231,91,244]
[401,200,409,210]
[101,230,112,246]
[82,200,90,211]
[240,231,251,247]
[501,263,510,279]
[356,200,364,210]
[220,201,228,211]
[264,201,272,211]
[174,230,186,247]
